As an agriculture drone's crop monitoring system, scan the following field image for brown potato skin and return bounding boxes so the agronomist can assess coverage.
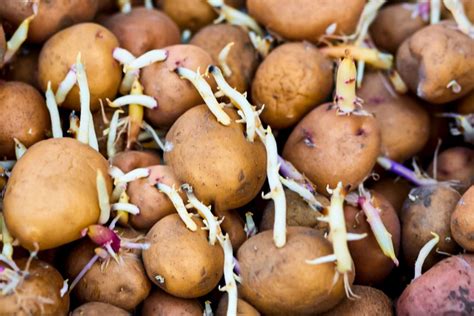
[141,44,215,128]
[159,0,216,32]
[457,90,474,114]
[357,72,430,162]
[0,0,98,43]
[71,302,130,316]
[283,104,381,195]
[0,259,70,316]
[344,192,401,285]
[164,105,266,210]
[451,186,474,251]
[396,255,474,315]
[111,150,161,172]
[238,227,349,315]
[251,42,333,129]
[396,22,474,104]
[216,295,261,316]
[102,8,180,56]
[2,47,41,89]
[371,178,411,216]
[4,138,112,250]
[214,208,247,250]
[190,24,259,93]
[38,23,121,112]
[0,81,50,159]
[370,4,426,54]
[322,286,393,316]
[247,0,365,42]
[128,165,182,230]
[401,185,461,269]
[141,288,202,316]
[143,214,224,298]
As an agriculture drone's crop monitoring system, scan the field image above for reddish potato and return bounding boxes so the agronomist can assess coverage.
[111,150,161,173]
[216,295,261,316]
[451,186,474,251]
[141,288,202,316]
[71,302,130,316]
[429,147,474,193]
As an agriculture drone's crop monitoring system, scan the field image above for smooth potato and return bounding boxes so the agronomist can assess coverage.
[451,186,474,251]
[216,295,261,316]
[214,208,247,250]
[159,0,216,32]
[371,178,412,216]
[71,302,130,316]
[141,288,202,316]
[111,150,161,173]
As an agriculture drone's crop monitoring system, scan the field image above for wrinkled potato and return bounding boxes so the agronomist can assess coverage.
[102,8,180,56]
[38,23,121,112]
[0,0,98,43]
[397,255,474,315]
[164,105,266,210]
[370,4,427,54]
[190,24,259,93]
[0,259,70,315]
[322,286,393,316]
[247,0,365,42]
[111,150,161,173]
[216,294,261,316]
[214,208,247,250]
[401,185,461,269]
[2,46,40,88]
[371,178,411,216]
[71,302,130,316]
[143,214,224,298]
[141,288,202,316]
[358,72,430,162]
[283,104,381,195]
[141,44,215,128]
[0,81,50,159]
[251,42,333,129]
[344,191,401,285]
[260,188,329,232]
[396,22,474,104]
[451,186,474,251]
[238,227,350,315]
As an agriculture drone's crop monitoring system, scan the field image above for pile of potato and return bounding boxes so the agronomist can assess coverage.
[0,0,473,315]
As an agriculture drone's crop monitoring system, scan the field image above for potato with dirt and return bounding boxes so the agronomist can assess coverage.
[451,185,474,251]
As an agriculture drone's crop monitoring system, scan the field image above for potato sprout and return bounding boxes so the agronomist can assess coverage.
[248,31,273,57]
[350,0,386,45]
[141,121,170,152]
[218,42,234,77]
[127,79,146,149]
[217,233,238,316]
[430,0,441,24]
[244,212,257,238]
[75,53,92,145]
[67,112,80,138]
[207,0,264,36]
[447,80,462,94]
[156,183,197,231]
[439,113,474,144]
[334,57,365,115]
[388,70,408,94]
[322,46,393,70]
[443,0,474,38]
[123,49,168,72]
[96,170,111,225]
[107,109,124,158]
[45,82,63,138]
[106,94,157,109]
[13,139,26,160]
[413,232,439,280]
[113,47,138,94]
[0,251,36,295]
[55,65,77,105]
[2,14,35,65]
[0,213,13,259]
[117,0,131,13]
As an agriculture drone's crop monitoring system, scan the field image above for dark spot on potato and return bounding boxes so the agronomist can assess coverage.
[410,186,434,207]
[238,170,245,182]
[355,128,365,136]
[95,31,104,39]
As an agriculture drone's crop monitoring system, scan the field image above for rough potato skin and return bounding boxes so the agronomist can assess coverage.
[159,0,216,32]
[164,105,266,210]
[0,81,50,159]
[141,289,202,316]
[143,214,224,298]
[396,22,474,104]
[4,138,112,250]
[283,104,381,195]
[71,302,130,316]
[38,23,121,112]
[396,255,474,315]
[401,185,461,269]
[322,286,393,316]
[190,24,259,93]
[141,44,215,128]
[247,0,365,42]
[102,8,180,56]
[370,4,427,54]
[251,42,333,129]
[111,150,161,173]
[238,227,349,315]
[0,259,70,316]
[429,147,474,193]
[451,186,474,251]
[358,72,430,162]
[216,295,261,316]
[0,0,98,43]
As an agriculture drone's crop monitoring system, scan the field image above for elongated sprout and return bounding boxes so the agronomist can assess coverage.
[127,79,145,149]
[443,0,474,37]
[334,57,365,115]
[351,0,386,45]
[156,183,197,231]
[218,42,234,77]
[413,232,439,280]
[75,53,92,145]
[117,0,131,13]
[55,66,77,105]
[377,156,440,186]
[123,49,168,72]
[45,82,63,138]
[217,233,238,316]
[0,213,13,259]
[141,122,170,152]
[107,110,124,158]
[207,0,264,35]
[113,48,138,94]
[107,94,157,109]
[96,170,111,225]
[248,31,273,57]
[388,70,408,94]
[244,212,257,238]
[13,139,27,160]
[3,14,35,65]
[439,113,474,144]
[321,46,393,70]
[279,177,324,211]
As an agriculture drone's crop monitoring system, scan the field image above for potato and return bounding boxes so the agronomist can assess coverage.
[283,104,381,195]
[357,71,430,162]
[396,22,474,104]
[102,8,180,57]
[238,227,350,315]
[142,214,224,298]
[260,188,329,232]
[396,255,474,315]
[190,24,259,93]
[451,186,474,251]
[251,42,333,129]
[164,105,266,210]
[0,258,70,315]
[216,294,261,316]
[71,302,130,316]
[0,24,5,63]
[442,0,474,21]
[159,0,217,32]
[371,178,411,216]
[401,185,461,269]
[66,231,151,311]
[2,46,40,89]
[370,4,427,54]
[429,147,474,193]
[420,104,451,158]
[111,150,161,173]
[214,208,247,250]
[38,23,121,112]
[141,44,215,128]
[247,0,365,42]
[3,138,112,250]
[322,286,393,316]
[344,191,400,285]
[0,0,98,43]
[128,165,182,230]
[457,90,474,114]
[0,81,50,159]
[141,288,202,316]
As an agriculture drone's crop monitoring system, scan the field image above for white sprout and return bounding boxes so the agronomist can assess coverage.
[443,0,474,37]
[388,70,408,94]
[113,47,135,65]
[326,23,338,35]
[59,280,69,298]
[181,29,192,43]
[107,110,124,159]
[306,254,338,265]
[117,0,131,13]
[155,275,165,284]
[113,48,137,95]
[156,183,197,231]
[141,121,168,152]
[111,202,140,215]
[116,168,150,184]
[244,212,257,238]
[75,53,91,145]
[144,0,153,9]
[88,115,99,152]
[447,80,462,94]
[55,66,77,105]
[248,31,273,57]
[107,95,157,109]
[108,165,125,180]
[431,0,441,24]
[279,176,324,211]
[413,232,439,280]
[0,213,13,259]
[218,42,234,77]
[0,161,15,171]
[207,0,264,35]
[45,81,63,138]
[204,301,213,316]
[352,0,386,45]
[96,170,111,225]
[123,49,168,72]
[13,138,26,160]
[440,113,474,144]
[68,111,80,138]
[217,233,238,316]
[3,14,35,64]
